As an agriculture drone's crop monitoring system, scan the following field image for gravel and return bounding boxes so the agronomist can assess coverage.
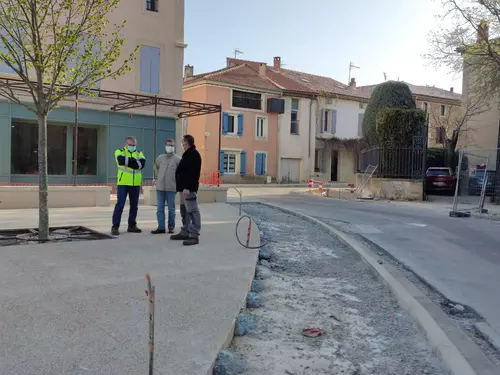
[230,203,448,375]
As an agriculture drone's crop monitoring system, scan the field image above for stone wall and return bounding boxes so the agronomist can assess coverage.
[355,174,423,201]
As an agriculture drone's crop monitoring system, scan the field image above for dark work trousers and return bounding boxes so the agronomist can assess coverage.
[112,185,141,228]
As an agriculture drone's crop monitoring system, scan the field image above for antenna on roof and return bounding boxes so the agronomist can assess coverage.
[348,61,360,85]
[234,48,244,58]
[383,72,387,81]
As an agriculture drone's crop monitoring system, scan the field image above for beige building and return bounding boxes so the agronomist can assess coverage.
[0,0,196,186]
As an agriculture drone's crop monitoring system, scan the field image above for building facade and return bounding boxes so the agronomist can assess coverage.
[183,64,283,183]
[0,0,187,185]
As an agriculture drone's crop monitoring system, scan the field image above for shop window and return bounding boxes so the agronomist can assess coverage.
[10,122,67,175]
[73,127,98,175]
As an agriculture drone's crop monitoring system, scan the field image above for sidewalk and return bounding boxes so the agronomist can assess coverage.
[0,204,259,375]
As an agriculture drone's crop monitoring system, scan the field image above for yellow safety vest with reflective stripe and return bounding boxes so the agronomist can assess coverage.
[115,148,145,186]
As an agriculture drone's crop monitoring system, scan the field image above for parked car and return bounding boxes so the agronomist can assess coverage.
[468,169,496,196]
[426,167,455,195]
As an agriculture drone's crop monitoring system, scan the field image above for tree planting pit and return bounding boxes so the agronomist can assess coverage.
[0,226,113,247]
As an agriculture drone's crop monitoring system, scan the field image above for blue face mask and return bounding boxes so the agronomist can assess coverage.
[127,145,136,152]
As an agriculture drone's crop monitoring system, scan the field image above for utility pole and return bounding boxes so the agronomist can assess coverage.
[234,48,243,58]
[383,72,387,81]
[348,61,360,84]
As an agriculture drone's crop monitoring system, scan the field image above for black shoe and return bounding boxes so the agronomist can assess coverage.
[168,228,175,234]
[127,226,142,233]
[183,237,199,246]
[111,227,120,236]
[151,228,166,234]
[170,233,189,240]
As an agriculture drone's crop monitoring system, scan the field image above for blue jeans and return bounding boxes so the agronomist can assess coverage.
[112,185,141,228]
[156,190,176,230]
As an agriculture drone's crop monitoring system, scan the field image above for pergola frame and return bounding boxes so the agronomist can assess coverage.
[0,77,222,184]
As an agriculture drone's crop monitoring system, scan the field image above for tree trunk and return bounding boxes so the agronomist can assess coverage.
[37,113,49,241]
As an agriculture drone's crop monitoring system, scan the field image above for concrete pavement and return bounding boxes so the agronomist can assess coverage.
[229,188,500,341]
[0,204,259,375]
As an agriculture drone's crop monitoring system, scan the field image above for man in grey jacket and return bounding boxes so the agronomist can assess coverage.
[151,139,181,234]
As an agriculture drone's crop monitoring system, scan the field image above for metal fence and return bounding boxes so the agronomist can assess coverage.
[358,146,425,179]
[451,148,499,215]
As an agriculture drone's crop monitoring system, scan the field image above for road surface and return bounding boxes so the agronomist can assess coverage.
[230,188,500,339]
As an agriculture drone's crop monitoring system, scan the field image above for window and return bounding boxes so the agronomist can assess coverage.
[232,90,262,110]
[73,127,98,175]
[256,117,265,138]
[440,104,446,116]
[11,122,67,175]
[423,102,428,112]
[227,114,236,134]
[140,45,160,93]
[146,0,158,11]
[436,126,446,144]
[223,152,237,174]
[291,99,299,134]
[322,109,330,132]
[314,149,321,172]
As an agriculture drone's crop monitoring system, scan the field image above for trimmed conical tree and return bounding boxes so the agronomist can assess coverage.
[362,81,416,146]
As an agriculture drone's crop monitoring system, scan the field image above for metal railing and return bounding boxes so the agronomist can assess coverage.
[359,146,425,179]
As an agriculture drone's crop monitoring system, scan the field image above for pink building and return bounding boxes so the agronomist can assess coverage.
[182,63,284,183]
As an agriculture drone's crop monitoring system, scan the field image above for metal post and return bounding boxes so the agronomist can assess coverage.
[73,92,79,186]
[451,149,463,213]
[153,95,158,179]
[217,104,222,187]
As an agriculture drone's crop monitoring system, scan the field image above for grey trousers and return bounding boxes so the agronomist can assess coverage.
[179,192,201,238]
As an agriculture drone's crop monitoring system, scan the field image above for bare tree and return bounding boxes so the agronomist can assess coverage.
[426,0,500,100]
[429,97,489,166]
[0,0,137,240]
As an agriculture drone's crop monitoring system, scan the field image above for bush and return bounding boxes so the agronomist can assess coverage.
[362,81,416,146]
[427,148,467,171]
[376,108,426,147]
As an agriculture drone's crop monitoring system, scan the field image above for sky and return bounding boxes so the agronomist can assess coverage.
[184,0,463,93]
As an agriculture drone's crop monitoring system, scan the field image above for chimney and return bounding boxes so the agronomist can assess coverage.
[273,56,281,70]
[450,87,454,93]
[477,19,489,43]
[349,77,356,89]
[259,63,267,78]
[184,64,193,78]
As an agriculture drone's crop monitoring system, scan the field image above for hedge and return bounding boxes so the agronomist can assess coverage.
[362,81,416,146]
[376,108,426,147]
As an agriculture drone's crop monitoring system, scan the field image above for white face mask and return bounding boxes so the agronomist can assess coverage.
[165,145,174,154]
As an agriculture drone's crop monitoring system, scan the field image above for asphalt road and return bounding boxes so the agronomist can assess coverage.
[233,189,500,338]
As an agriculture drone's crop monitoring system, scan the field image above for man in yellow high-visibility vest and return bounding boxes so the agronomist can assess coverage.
[111,136,146,235]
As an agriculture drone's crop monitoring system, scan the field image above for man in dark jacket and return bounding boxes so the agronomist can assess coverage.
[170,134,202,246]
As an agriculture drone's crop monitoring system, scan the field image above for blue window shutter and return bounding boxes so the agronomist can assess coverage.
[240,151,246,176]
[321,150,327,173]
[219,150,225,174]
[150,47,160,94]
[0,30,14,74]
[92,41,101,89]
[331,109,337,134]
[255,153,262,175]
[358,113,364,137]
[321,110,325,133]
[237,113,243,136]
[140,45,151,92]
[262,153,267,175]
[222,112,229,134]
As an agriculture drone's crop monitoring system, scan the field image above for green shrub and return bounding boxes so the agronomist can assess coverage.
[376,108,426,147]
[362,81,416,146]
